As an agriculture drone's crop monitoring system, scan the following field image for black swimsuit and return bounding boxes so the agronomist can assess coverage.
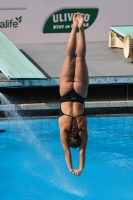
[59,89,86,118]
[60,89,85,104]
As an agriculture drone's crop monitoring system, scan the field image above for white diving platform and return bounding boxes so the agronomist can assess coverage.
[109,26,133,62]
[0,32,46,80]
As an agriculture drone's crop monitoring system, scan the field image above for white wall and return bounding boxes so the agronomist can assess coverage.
[0,0,133,44]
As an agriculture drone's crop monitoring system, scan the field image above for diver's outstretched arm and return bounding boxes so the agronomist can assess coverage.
[70,118,88,176]
[60,130,73,172]
[60,127,88,175]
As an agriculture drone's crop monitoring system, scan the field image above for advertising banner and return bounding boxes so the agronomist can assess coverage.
[0,0,133,44]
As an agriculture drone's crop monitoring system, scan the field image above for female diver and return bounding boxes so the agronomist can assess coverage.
[59,12,89,176]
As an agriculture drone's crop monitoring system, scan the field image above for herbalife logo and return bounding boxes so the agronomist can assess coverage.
[0,16,22,28]
[43,8,99,33]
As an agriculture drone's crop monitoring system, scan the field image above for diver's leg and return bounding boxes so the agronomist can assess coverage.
[59,14,78,96]
[74,13,88,98]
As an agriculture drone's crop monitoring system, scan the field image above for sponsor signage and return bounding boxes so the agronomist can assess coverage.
[0,16,22,28]
[43,8,99,33]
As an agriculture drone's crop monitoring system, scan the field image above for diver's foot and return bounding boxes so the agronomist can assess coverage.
[77,12,84,28]
[72,13,78,28]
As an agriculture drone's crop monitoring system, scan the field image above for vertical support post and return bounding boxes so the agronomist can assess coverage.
[127,84,129,100]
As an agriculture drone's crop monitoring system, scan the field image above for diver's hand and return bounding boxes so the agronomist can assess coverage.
[70,168,82,176]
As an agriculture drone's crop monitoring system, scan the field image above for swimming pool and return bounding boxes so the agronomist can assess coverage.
[0,115,133,200]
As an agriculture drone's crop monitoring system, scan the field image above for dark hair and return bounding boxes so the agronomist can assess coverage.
[68,117,82,148]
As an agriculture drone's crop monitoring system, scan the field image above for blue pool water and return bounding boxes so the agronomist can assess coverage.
[0,115,133,200]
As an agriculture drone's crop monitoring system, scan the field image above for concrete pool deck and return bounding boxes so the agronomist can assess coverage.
[0,41,133,85]
[0,41,133,115]
[1,100,133,111]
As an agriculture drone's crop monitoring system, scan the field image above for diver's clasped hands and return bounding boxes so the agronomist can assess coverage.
[70,168,82,176]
